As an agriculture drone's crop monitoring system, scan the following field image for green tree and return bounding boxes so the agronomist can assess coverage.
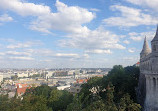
[11,75,18,81]
[0,65,141,111]
[24,85,52,98]
[66,94,83,111]
[21,94,51,111]
[48,89,73,111]
[80,77,102,99]
[104,84,118,111]
[102,65,140,101]
[29,74,41,79]
[79,65,141,110]
[0,95,22,111]
[0,95,9,111]
[82,100,106,111]
[118,94,141,111]
[7,97,22,111]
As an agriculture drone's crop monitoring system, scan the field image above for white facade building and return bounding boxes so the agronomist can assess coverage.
[0,75,3,82]
[138,26,158,111]
[17,73,29,78]
[68,70,75,75]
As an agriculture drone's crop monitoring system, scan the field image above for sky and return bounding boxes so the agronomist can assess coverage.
[0,0,158,68]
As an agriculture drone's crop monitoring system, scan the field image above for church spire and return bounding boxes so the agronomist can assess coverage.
[140,36,151,57]
[151,25,158,42]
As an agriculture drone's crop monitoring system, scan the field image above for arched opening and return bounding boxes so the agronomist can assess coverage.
[153,78,156,91]
[153,45,156,51]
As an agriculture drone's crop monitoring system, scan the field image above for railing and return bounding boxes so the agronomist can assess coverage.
[141,70,158,74]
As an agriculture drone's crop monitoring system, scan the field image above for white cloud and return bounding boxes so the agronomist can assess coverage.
[130,36,142,41]
[0,52,5,55]
[55,53,79,58]
[83,54,90,58]
[126,0,158,11]
[90,8,100,12]
[103,5,158,27]
[0,0,95,33]
[128,49,135,53]
[129,31,155,41]
[6,51,31,56]
[85,49,112,54]
[7,41,42,49]
[128,32,138,36]
[0,14,13,22]
[0,38,15,42]
[123,40,130,44]
[9,56,34,60]
[122,57,138,61]
[39,59,53,62]
[30,0,95,33]
[26,48,81,59]
[7,43,31,49]
[59,27,126,50]
[31,49,54,57]
[0,56,3,59]
[0,0,51,16]
[0,1,125,54]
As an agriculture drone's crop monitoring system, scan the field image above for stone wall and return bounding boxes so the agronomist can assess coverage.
[144,75,158,111]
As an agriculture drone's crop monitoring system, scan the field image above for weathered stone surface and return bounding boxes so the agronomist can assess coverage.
[139,26,158,111]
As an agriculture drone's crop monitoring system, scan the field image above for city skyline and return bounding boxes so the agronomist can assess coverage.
[0,0,158,68]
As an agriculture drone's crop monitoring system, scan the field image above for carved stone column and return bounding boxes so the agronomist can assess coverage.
[146,76,150,101]
[149,77,153,104]
[156,77,158,92]
[155,77,158,107]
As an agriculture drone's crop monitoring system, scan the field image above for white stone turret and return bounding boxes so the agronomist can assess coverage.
[151,25,158,53]
[138,25,158,111]
[140,37,151,58]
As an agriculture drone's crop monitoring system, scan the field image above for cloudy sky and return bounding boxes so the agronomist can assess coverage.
[0,0,158,68]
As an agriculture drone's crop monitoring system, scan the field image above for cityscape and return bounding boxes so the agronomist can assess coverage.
[0,68,110,97]
[0,0,158,111]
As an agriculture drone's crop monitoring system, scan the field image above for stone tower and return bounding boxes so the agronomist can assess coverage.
[139,26,158,111]
[140,36,151,58]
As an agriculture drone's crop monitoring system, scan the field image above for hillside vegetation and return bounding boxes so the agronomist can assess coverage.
[0,65,141,111]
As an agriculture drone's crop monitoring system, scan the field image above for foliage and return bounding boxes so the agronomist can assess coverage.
[29,74,41,78]
[24,85,52,98]
[25,85,73,111]
[21,94,51,111]
[0,65,141,111]
[66,94,83,111]
[78,65,141,111]
[0,95,9,111]
[82,100,107,111]
[48,89,73,111]
[11,75,18,81]
[102,65,140,101]
[80,77,102,98]
[118,94,141,111]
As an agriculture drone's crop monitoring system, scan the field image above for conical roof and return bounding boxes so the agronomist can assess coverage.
[151,25,158,42]
[141,37,151,55]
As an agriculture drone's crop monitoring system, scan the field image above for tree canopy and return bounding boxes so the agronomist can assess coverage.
[0,65,141,111]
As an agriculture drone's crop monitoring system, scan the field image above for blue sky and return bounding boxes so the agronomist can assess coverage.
[0,0,158,68]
